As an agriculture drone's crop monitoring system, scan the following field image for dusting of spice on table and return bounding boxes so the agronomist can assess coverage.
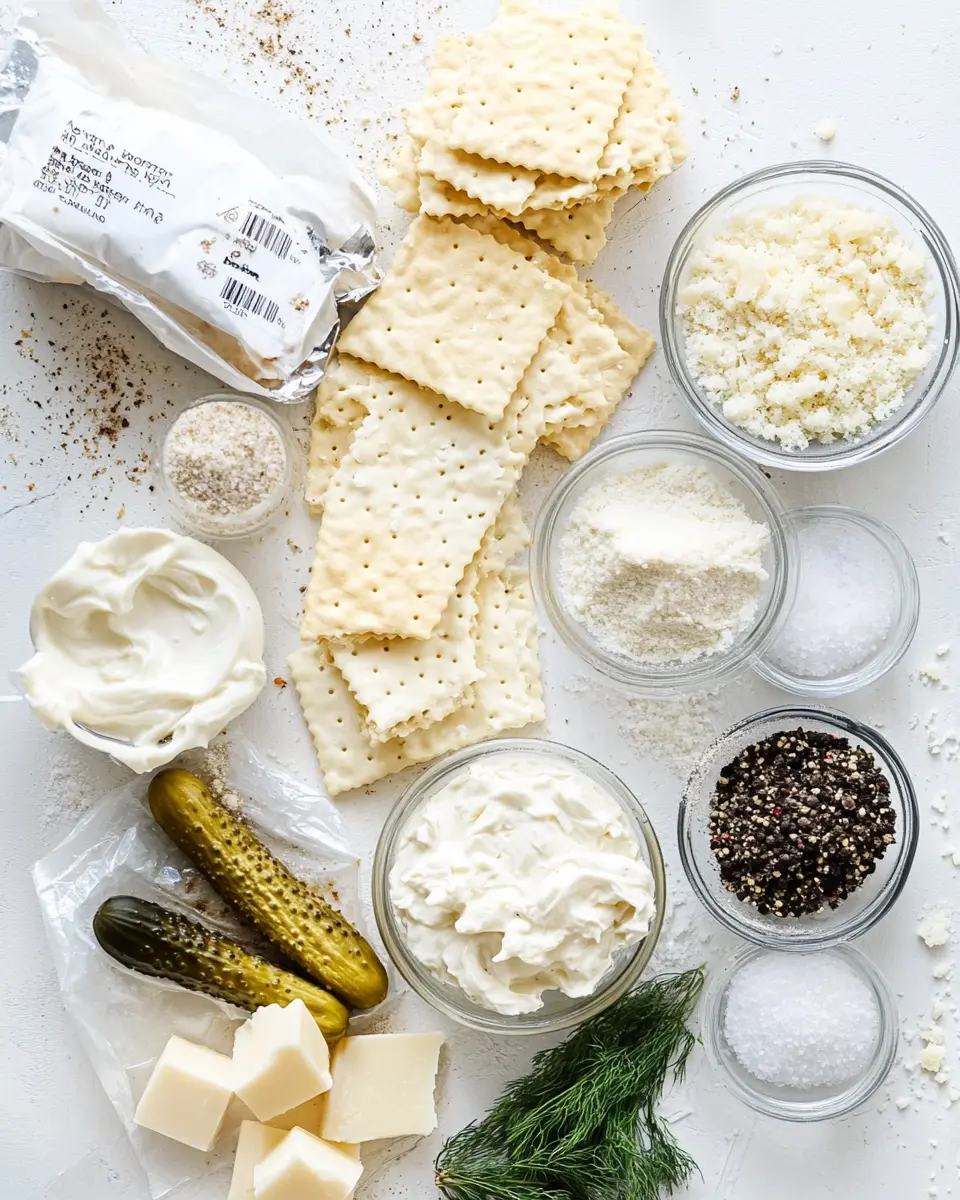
[709,729,896,917]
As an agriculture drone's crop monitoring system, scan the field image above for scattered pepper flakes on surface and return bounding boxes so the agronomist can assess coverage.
[273,676,288,688]
[26,481,35,491]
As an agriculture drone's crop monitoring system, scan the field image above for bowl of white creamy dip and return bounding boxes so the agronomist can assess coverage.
[373,739,666,1034]
[17,527,267,772]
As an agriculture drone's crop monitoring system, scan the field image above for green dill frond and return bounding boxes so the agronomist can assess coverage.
[435,969,705,1200]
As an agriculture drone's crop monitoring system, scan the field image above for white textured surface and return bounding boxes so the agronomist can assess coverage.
[1,0,960,1197]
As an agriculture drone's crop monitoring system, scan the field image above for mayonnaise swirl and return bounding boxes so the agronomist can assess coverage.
[18,527,266,772]
[389,754,657,1016]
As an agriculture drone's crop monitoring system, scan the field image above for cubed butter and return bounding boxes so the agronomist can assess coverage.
[320,1033,443,1143]
[229,1121,287,1200]
[253,1128,363,1200]
[134,1035,233,1151]
[233,999,332,1122]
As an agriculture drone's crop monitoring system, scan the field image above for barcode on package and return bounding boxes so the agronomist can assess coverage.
[220,277,280,323]
[241,210,293,260]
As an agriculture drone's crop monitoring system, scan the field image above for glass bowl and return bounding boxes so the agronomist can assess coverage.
[679,706,918,950]
[660,161,960,472]
[158,393,297,539]
[701,943,899,1121]
[531,430,794,695]
[756,506,920,697]
[372,738,666,1035]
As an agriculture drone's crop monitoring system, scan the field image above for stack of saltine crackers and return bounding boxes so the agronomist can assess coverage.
[290,0,683,797]
[383,0,687,265]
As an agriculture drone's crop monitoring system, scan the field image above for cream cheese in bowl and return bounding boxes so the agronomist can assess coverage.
[376,739,665,1033]
[18,527,267,771]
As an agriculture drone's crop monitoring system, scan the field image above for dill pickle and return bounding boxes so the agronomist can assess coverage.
[93,896,350,1040]
[147,768,388,1009]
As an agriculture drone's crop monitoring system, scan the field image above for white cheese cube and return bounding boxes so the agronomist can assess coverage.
[134,1035,233,1151]
[267,1093,327,1135]
[229,1121,287,1200]
[320,1033,443,1143]
[253,1128,363,1200]
[233,999,332,1122]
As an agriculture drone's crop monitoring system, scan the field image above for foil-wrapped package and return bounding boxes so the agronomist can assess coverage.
[0,0,379,401]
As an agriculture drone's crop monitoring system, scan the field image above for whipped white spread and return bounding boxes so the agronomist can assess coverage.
[18,528,266,772]
[389,753,657,1016]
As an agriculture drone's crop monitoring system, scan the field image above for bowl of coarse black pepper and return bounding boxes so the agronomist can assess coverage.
[678,706,918,950]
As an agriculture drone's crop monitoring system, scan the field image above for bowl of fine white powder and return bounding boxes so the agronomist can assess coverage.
[159,394,296,538]
[532,431,794,694]
[661,161,959,472]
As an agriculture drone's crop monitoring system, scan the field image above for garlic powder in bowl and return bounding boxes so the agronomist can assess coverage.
[161,395,294,538]
[532,432,792,694]
[374,738,666,1034]
[559,460,770,665]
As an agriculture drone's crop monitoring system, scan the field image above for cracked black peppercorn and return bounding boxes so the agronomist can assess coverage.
[708,727,896,917]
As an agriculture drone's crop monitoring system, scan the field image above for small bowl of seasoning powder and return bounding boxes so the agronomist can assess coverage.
[661,160,960,472]
[532,431,793,694]
[160,394,295,538]
[679,706,918,951]
[702,943,898,1121]
[756,506,920,696]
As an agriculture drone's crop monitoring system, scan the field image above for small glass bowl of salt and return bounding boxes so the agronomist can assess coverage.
[158,393,297,539]
[701,943,899,1121]
[756,505,919,696]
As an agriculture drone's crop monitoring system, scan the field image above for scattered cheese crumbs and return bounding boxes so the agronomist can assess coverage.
[937,643,952,657]
[932,961,954,980]
[920,663,945,687]
[815,118,837,141]
[895,1095,911,1111]
[919,1028,946,1076]
[919,910,953,948]
[931,792,948,815]
[678,198,934,450]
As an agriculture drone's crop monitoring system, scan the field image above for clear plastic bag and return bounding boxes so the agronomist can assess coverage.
[32,738,363,1199]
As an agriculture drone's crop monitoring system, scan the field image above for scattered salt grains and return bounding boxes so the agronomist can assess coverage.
[765,519,899,680]
[164,400,287,519]
[619,691,721,776]
[723,954,880,1089]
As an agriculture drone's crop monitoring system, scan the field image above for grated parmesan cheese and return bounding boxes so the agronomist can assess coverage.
[678,198,934,449]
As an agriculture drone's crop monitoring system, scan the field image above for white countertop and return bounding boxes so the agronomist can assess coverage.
[2,0,958,1196]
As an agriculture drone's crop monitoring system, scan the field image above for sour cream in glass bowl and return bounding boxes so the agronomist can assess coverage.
[373,738,666,1035]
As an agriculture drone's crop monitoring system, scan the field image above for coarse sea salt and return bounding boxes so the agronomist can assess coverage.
[765,518,899,680]
[723,954,880,1089]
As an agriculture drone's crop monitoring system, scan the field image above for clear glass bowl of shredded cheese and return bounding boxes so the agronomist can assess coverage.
[531,431,794,694]
[755,506,920,696]
[372,738,666,1035]
[701,943,899,1121]
[159,393,297,538]
[661,161,960,472]
[679,706,919,952]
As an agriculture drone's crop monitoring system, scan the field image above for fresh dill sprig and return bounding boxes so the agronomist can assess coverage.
[435,969,705,1200]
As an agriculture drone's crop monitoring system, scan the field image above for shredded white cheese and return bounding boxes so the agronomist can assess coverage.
[678,198,934,449]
